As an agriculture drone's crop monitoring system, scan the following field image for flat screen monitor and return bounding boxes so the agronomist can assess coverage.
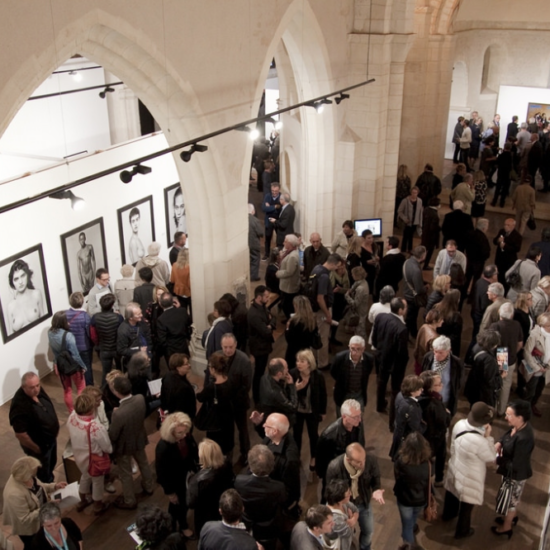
[354,218,382,237]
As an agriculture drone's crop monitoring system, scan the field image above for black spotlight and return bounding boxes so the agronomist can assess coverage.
[180,143,208,163]
[335,93,350,105]
[99,85,115,99]
[119,164,152,183]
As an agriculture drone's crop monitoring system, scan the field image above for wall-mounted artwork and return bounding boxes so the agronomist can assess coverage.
[164,183,186,248]
[61,218,108,296]
[117,196,155,266]
[526,103,550,124]
[0,244,52,343]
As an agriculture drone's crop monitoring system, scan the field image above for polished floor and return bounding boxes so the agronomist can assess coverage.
[1,160,549,550]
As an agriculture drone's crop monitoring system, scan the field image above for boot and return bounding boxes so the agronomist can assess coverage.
[92,500,108,515]
[76,492,91,512]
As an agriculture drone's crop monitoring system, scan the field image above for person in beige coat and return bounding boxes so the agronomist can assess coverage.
[2,457,66,549]
[512,178,536,235]
[450,174,475,215]
[331,220,357,259]
[276,234,301,319]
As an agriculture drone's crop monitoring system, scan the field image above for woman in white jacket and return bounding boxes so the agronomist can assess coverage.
[442,402,496,539]
[67,393,112,514]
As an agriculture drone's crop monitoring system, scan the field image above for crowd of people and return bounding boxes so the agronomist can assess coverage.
[3,130,549,550]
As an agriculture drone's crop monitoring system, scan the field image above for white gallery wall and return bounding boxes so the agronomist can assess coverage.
[0,133,180,404]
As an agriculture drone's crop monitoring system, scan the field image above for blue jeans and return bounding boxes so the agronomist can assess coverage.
[79,349,94,386]
[397,501,424,544]
[356,503,374,550]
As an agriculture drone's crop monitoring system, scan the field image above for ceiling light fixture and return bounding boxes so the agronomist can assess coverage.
[99,85,115,99]
[180,143,208,162]
[119,164,152,183]
[49,190,85,211]
[334,93,350,105]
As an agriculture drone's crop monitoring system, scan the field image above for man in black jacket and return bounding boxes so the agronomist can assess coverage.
[132,267,156,313]
[235,444,286,542]
[117,302,152,369]
[402,247,426,338]
[270,193,296,247]
[372,298,409,430]
[493,218,522,292]
[374,236,405,298]
[156,292,191,368]
[330,336,373,414]
[169,231,186,266]
[325,443,385,550]
[464,218,491,295]
[247,285,276,404]
[415,163,442,204]
[91,293,123,386]
[315,399,364,492]
[303,233,330,279]
[220,333,253,461]
[441,201,473,252]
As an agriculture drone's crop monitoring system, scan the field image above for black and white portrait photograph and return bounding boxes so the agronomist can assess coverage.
[118,195,155,266]
[164,183,186,248]
[0,244,52,343]
[61,218,108,296]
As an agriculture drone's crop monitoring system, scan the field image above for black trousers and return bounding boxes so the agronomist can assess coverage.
[265,225,275,256]
[442,490,475,538]
[432,438,447,482]
[234,406,251,459]
[405,299,420,338]
[377,368,405,430]
[252,354,269,404]
[402,225,416,253]
[293,412,320,457]
[280,291,298,320]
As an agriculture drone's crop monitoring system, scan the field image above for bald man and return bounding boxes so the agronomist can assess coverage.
[303,233,330,279]
[493,218,522,292]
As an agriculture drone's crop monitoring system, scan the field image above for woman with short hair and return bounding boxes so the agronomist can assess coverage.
[67,393,112,514]
[425,274,451,314]
[289,349,327,471]
[155,412,198,538]
[2,457,66,550]
[285,295,318,369]
[135,504,186,549]
[31,502,82,550]
[187,438,234,536]
[160,353,196,419]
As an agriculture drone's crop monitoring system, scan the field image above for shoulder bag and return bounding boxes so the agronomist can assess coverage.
[56,332,82,377]
[403,263,428,308]
[505,260,523,288]
[87,423,111,477]
[424,461,438,521]
[194,384,221,432]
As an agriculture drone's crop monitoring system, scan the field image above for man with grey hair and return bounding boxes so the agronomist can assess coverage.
[330,336,374,415]
[368,285,395,346]
[442,199,474,252]
[303,233,330,279]
[117,301,152,366]
[516,122,531,154]
[134,242,170,288]
[480,282,510,332]
[421,335,463,416]
[276,233,301,318]
[490,302,524,414]
[248,203,264,281]
[531,275,550,320]
[316,399,365,495]
[270,192,295,247]
[402,245,427,337]
[433,240,467,279]
[464,217,491,293]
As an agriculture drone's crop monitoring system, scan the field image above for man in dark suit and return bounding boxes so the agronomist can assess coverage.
[109,376,154,509]
[132,266,156,312]
[441,200,474,252]
[235,444,286,545]
[330,336,373,414]
[372,297,409,431]
[374,236,406,296]
[117,302,153,368]
[464,217,491,294]
[169,231,186,266]
[493,218,523,291]
[270,193,295,247]
[261,182,281,260]
[198,489,259,550]
[156,292,191,364]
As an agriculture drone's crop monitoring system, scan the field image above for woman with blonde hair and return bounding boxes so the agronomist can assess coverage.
[345,235,364,279]
[435,288,463,357]
[187,438,233,535]
[67,393,112,514]
[155,412,198,538]
[414,309,443,374]
[290,349,327,470]
[170,248,191,314]
[426,274,451,314]
[2,457,66,549]
[285,295,319,369]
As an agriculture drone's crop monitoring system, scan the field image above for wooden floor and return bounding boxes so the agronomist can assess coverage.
[1,160,550,550]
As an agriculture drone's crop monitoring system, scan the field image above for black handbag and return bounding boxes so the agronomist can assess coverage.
[505,260,523,288]
[56,332,81,376]
[527,213,537,231]
[311,328,323,350]
[495,472,514,516]
[194,385,221,432]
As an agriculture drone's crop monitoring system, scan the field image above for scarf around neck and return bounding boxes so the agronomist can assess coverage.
[344,458,363,499]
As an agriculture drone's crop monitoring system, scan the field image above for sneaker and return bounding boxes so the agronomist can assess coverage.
[105,482,116,494]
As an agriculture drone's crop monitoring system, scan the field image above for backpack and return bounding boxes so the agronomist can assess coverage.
[301,273,320,312]
[56,332,81,376]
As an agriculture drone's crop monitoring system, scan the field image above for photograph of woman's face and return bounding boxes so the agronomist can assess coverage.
[11,269,28,293]
[174,192,185,222]
[130,213,140,233]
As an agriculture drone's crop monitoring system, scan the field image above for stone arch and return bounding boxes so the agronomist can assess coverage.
[251,0,336,238]
[0,9,229,333]
[480,44,506,94]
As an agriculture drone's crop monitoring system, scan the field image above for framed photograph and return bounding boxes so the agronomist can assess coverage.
[0,244,52,343]
[61,218,108,296]
[118,196,155,266]
[164,183,186,247]
[526,102,550,125]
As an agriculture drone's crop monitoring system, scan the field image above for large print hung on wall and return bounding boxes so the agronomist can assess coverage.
[61,218,108,296]
[164,183,186,248]
[0,244,52,343]
[117,196,155,266]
